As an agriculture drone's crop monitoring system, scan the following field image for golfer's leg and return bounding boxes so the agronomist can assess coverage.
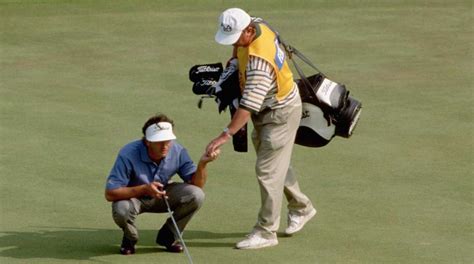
[163,183,205,234]
[112,198,142,242]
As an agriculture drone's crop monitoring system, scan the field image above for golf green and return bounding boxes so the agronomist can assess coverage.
[1,0,472,263]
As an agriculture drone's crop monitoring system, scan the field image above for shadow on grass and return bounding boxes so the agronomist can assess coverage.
[0,227,244,260]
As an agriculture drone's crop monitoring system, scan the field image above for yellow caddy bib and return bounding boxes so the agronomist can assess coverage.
[237,23,294,101]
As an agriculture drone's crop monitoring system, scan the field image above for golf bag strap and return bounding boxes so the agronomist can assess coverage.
[255,18,325,76]
[284,44,324,75]
[284,45,325,109]
[262,18,324,76]
[255,19,322,101]
[254,19,332,126]
[267,25,333,125]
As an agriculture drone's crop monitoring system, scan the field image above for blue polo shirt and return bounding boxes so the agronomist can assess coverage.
[106,139,197,190]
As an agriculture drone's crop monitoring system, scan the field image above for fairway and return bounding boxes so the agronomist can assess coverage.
[0,0,472,263]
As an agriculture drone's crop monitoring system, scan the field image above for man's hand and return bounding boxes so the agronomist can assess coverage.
[205,108,251,156]
[105,182,166,202]
[206,133,230,157]
[200,148,221,164]
[145,181,167,199]
[191,149,221,188]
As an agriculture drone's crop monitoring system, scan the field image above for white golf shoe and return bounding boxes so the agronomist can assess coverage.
[284,208,317,235]
[235,231,278,249]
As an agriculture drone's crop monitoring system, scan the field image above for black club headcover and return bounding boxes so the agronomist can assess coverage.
[189,63,223,84]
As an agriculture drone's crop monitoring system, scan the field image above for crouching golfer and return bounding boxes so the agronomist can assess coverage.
[105,113,219,255]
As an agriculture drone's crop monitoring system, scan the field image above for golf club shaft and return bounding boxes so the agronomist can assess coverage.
[164,197,194,264]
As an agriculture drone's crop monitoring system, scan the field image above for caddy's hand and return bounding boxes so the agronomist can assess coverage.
[201,148,221,163]
[206,133,230,156]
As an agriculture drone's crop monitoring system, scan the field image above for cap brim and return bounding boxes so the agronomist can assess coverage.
[146,133,176,142]
[215,30,242,45]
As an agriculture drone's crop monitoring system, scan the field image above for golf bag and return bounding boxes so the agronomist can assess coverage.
[295,72,362,147]
[250,19,362,147]
[189,61,248,152]
[282,44,362,147]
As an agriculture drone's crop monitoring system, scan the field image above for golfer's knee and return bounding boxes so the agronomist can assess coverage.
[112,200,135,226]
[186,185,205,208]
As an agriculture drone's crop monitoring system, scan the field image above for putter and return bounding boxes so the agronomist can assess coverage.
[164,197,194,264]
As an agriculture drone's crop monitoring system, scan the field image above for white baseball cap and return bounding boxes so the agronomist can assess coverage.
[215,8,251,45]
[145,122,176,142]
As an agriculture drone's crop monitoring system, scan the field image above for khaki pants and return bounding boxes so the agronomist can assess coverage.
[251,93,313,235]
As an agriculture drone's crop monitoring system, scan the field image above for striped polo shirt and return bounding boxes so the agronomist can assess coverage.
[239,56,299,113]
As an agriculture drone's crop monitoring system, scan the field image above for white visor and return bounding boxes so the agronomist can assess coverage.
[145,122,176,142]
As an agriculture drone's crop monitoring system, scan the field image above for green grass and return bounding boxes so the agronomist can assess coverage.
[1,0,472,263]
